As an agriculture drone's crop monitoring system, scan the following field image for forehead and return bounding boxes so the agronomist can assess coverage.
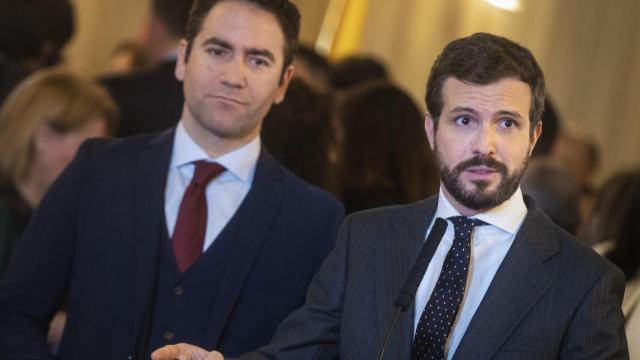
[441,77,531,117]
[198,1,286,59]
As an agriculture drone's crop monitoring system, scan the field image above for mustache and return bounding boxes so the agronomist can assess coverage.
[453,156,508,175]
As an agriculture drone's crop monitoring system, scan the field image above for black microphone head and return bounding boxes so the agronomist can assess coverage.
[394,217,448,311]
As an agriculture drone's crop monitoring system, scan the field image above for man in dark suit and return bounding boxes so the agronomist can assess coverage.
[0,0,343,359]
[101,0,192,137]
[153,33,628,360]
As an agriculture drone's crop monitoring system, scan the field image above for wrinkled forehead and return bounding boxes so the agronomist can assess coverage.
[441,77,532,117]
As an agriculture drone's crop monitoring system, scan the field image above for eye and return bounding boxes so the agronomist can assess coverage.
[206,47,226,57]
[499,118,516,128]
[454,116,472,126]
[249,57,270,68]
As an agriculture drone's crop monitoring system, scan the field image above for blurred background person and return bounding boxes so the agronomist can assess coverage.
[107,40,151,76]
[0,0,74,106]
[292,44,332,94]
[330,55,389,92]
[101,0,192,137]
[581,170,639,249]
[521,157,581,235]
[0,67,118,278]
[552,133,600,195]
[262,79,337,193]
[530,97,561,158]
[335,81,438,213]
[583,169,640,359]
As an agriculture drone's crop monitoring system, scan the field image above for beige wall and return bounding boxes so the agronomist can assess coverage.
[65,0,149,76]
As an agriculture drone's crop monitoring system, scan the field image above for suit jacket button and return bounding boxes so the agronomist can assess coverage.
[163,331,174,340]
[173,286,183,295]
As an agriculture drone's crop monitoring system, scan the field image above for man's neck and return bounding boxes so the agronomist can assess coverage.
[182,118,260,158]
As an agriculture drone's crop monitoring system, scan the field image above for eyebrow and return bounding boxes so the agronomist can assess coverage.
[202,37,276,63]
[450,107,524,120]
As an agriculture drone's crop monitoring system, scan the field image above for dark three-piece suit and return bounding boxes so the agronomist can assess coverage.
[0,129,344,359]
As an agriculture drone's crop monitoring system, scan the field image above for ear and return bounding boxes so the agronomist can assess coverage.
[175,39,189,82]
[528,121,543,156]
[274,65,294,104]
[425,112,436,150]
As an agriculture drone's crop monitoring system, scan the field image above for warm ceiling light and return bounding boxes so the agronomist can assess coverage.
[486,0,521,12]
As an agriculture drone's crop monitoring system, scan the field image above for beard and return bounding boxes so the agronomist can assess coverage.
[436,144,529,211]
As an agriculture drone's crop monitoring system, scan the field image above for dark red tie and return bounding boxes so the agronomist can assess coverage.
[172,160,225,272]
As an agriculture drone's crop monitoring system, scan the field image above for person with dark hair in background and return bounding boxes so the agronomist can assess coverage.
[521,157,581,235]
[337,81,438,213]
[261,78,336,192]
[0,1,343,359]
[586,169,640,359]
[604,170,640,359]
[0,0,74,105]
[530,97,560,157]
[292,45,332,94]
[101,0,193,137]
[330,55,389,90]
[107,40,151,76]
[153,32,628,360]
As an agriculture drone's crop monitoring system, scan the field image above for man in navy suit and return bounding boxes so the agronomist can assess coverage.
[0,0,343,359]
[152,33,628,360]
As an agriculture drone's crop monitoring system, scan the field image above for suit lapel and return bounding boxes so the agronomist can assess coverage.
[131,129,174,357]
[374,197,438,358]
[453,200,558,360]
[203,148,284,348]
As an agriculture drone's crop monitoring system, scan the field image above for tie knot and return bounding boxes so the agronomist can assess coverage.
[447,216,487,235]
[192,160,225,186]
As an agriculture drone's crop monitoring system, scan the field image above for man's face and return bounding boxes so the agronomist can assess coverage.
[175,1,293,154]
[425,77,542,214]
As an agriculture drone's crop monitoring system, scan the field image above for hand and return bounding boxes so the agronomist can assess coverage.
[150,343,223,360]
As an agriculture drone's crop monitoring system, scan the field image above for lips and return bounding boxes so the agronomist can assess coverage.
[209,95,247,106]
[465,166,498,174]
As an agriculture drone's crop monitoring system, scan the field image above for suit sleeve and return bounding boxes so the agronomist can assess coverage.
[560,264,629,359]
[0,140,94,358]
[232,215,352,360]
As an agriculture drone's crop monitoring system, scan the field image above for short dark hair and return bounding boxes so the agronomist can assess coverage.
[0,0,74,65]
[152,0,194,38]
[184,0,300,73]
[425,33,545,133]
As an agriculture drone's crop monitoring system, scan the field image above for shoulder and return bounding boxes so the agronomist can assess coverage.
[260,150,343,215]
[342,196,437,233]
[521,200,623,287]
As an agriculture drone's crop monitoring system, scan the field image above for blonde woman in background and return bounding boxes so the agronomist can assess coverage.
[0,67,117,346]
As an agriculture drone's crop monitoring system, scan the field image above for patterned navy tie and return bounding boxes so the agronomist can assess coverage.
[411,216,487,360]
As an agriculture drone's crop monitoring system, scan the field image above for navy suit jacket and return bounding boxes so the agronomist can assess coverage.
[238,196,628,359]
[0,129,344,359]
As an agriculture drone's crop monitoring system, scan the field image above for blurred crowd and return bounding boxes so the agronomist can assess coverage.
[0,0,638,356]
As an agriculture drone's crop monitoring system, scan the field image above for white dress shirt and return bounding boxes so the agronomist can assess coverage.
[413,187,528,359]
[164,121,260,251]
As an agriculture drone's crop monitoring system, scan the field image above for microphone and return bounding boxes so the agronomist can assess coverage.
[376,217,448,360]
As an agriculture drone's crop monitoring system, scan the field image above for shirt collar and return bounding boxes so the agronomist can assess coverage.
[434,186,528,235]
[170,121,261,183]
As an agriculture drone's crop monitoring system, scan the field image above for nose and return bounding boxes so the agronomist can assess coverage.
[471,123,497,156]
[220,57,247,89]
